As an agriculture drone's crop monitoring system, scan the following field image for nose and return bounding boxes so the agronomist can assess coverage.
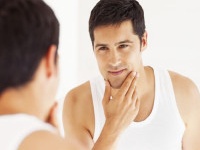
[108,49,121,67]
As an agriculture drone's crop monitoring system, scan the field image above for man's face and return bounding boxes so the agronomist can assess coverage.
[93,20,147,89]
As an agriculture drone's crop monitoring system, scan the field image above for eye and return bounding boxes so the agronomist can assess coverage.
[98,46,108,51]
[119,44,128,49]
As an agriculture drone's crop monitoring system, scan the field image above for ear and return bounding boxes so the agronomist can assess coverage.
[141,31,148,52]
[45,45,58,78]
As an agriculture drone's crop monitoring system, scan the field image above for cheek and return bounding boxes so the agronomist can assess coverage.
[96,55,106,67]
[124,52,141,67]
[98,61,107,72]
[96,57,108,77]
[123,52,135,61]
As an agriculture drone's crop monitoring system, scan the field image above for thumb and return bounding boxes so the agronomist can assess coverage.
[102,80,111,105]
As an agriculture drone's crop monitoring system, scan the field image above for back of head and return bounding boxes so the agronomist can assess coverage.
[0,0,59,94]
[89,0,145,44]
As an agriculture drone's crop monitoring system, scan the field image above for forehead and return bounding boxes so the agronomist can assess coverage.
[93,20,138,44]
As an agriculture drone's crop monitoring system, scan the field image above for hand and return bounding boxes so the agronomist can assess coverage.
[102,72,140,135]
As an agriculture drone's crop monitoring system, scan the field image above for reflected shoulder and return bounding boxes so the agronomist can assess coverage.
[62,81,95,148]
[18,130,79,150]
[64,81,91,107]
[169,70,200,124]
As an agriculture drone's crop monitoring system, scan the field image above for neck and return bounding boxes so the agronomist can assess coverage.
[0,84,51,121]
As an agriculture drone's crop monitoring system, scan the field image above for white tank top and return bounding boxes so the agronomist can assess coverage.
[90,67,185,150]
[0,114,56,150]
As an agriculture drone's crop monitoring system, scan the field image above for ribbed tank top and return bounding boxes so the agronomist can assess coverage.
[90,67,185,150]
[0,114,56,150]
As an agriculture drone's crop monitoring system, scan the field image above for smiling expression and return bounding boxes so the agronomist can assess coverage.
[93,20,147,89]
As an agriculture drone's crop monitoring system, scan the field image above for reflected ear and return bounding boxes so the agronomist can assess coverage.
[45,45,58,78]
[141,31,148,52]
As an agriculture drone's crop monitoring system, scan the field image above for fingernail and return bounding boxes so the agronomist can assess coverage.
[136,72,140,78]
[133,72,136,77]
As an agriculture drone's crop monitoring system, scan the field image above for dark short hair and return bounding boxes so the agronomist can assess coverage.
[89,0,145,44]
[0,0,59,93]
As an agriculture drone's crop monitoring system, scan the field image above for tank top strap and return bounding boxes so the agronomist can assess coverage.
[90,76,106,142]
[156,68,185,128]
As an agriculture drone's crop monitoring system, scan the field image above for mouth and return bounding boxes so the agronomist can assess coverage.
[108,69,126,76]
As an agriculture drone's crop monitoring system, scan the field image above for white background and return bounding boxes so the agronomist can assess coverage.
[44,0,200,132]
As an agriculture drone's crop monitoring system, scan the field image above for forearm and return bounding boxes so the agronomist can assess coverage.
[92,121,121,150]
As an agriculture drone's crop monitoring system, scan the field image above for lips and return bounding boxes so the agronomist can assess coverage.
[108,69,126,76]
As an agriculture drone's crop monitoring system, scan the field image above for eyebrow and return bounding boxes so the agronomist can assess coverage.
[95,43,108,49]
[114,40,134,46]
[95,40,134,48]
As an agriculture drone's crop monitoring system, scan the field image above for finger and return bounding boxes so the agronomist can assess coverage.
[125,72,139,99]
[131,88,138,106]
[102,80,111,105]
[117,71,136,98]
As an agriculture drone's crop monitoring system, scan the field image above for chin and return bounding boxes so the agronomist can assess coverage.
[109,80,123,89]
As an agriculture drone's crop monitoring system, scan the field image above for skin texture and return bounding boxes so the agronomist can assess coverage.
[63,20,200,150]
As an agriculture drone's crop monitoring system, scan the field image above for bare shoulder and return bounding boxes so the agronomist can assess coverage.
[62,81,95,141]
[18,130,79,150]
[169,71,199,99]
[63,81,93,119]
[64,81,92,107]
[169,71,198,93]
[169,71,200,124]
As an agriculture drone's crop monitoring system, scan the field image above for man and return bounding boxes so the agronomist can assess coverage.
[0,0,140,149]
[63,0,200,149]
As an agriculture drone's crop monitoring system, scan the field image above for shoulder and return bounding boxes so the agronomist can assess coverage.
[62,81,94,135]
[168,71,200,124]
[65,81,91,104]
[169,71,199,99]
[63,81,92,112]
[18,130,80,150]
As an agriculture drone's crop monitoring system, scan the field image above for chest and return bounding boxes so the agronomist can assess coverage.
[134,91,155,122]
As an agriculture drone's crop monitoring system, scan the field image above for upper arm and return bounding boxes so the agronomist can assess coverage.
[182,82,200,150]
[169,71,200,150]
[62,82,95,150]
